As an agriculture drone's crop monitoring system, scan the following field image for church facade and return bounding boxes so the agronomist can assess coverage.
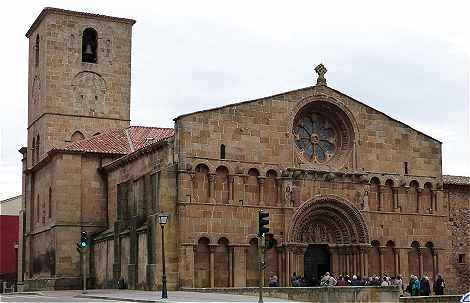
[18,8,470,294]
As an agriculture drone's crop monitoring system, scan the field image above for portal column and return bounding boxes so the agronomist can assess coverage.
[418,247,424,277]
[379,246,385,276]
[394,248,400,277]
[330,246,339,275]
[209,244,217,288]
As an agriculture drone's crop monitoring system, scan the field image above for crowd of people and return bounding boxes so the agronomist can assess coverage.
[280,272,446,296]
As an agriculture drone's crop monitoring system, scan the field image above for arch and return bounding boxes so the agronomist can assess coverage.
[35,34,40,67]
[382,179,394,212]
[214,166,229,204]
[245,168,260,205]
[214,237,230,287]
[423,242,434,279]
[289,195,369,244]
[246,238,258,286]
[264,170,278,206]
[71,71,107,115]
[195,237,210,288]
[264,235,279,283]
[369,240,381,276]
[82,28,98,63]
[369,177,381,211]
[193,164,209,203]
[421,182,433,213]
[409,180,420,213]
[384,240,396,276]
[71,131,85,142]
[408,241,420,276]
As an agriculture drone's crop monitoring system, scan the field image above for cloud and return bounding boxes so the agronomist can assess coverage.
[0,1,469,200]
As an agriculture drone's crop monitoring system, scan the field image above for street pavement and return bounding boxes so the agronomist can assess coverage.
[0,290,301,302]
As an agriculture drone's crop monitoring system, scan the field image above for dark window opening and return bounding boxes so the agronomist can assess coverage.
[404,162,408,175]
[82,28,98,63]
[48,187,52,218]
[459,254,465,263]
[35,35,40,67]
[220,144,226,159]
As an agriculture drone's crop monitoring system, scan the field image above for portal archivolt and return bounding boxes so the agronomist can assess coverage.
[289,195,369,245]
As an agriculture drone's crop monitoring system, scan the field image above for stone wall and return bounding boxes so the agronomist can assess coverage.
[93,143,179,290]
[446,184,470,294]
[26,8,133,167]
[400,295,462,303]
[184,286,400,303]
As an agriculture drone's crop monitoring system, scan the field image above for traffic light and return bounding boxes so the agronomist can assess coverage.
[265,233,275,249]
[258,210,269,236]
[79,231,88,249]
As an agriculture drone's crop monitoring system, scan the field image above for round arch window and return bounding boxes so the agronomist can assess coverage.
[294,112,337,163]
[292,100,355,167]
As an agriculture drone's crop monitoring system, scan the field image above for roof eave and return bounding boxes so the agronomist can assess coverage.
[26,7,136,38]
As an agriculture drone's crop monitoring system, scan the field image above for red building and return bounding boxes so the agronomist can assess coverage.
[0,195,21,283]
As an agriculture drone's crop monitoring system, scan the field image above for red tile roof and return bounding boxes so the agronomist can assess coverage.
[443,175,470,186]
[61,126,174,155]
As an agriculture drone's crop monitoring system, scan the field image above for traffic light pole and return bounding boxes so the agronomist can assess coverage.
[258,234,265,303]
[82,251,87,294]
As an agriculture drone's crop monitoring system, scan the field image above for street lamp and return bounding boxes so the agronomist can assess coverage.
[158,213,169,299]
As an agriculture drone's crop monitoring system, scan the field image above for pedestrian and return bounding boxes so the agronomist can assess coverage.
[337,275,347,286]
[351,275,362,286]
[269,273,279,287]
[394,275,404,297]
[420,276,430,296]
[411,276,420,296]
[320,272,331,286]
[380,276,389,286]
[433,274,445,295]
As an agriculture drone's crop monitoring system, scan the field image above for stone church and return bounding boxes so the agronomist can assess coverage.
[18,7,470,294]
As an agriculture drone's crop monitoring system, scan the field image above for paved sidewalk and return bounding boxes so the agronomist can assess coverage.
[77,289,300,302]
[2,290,301,303]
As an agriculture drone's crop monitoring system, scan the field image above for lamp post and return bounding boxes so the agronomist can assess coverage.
[158,213,169,299]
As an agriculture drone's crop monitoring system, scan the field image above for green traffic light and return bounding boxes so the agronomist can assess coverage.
[80,242,86,248]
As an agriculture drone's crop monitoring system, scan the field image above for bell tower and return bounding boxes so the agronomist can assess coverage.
[26,8,135,168]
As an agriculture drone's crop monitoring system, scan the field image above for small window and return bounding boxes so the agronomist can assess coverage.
[35,35,40,67]
[404,162,408,174]
[48,187,52,218]
[459,254,465,263]
[220,144,226,159]
[82,28,98,63]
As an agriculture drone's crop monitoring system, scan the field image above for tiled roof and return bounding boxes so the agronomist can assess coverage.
[443,175,470,186]
[61,126,174,155]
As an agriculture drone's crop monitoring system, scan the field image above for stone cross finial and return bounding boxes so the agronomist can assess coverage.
[315,63,327,86]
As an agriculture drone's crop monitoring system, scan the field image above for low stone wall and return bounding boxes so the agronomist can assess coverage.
[183,286,400,303]
[399,295,462,303]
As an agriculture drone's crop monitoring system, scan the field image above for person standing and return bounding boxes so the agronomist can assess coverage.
[420,276,431,296]
[434,274,445,295]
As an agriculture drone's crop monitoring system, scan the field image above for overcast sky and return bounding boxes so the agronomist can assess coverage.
[0,1,469,200]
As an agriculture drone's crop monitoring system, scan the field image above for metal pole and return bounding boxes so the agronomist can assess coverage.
[161,225,168,299]
[82,251,87,294]
[258,235,265,303]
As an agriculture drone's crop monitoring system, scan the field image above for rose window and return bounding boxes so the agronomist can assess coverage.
[293,113,337,163]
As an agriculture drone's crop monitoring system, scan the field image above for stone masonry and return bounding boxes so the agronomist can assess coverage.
[18,8,470,295]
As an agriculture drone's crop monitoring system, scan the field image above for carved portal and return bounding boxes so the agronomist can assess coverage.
[71,72,106,116]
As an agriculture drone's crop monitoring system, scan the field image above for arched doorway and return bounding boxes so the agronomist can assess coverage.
[304,244,330,285]
[289,195,369,281]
